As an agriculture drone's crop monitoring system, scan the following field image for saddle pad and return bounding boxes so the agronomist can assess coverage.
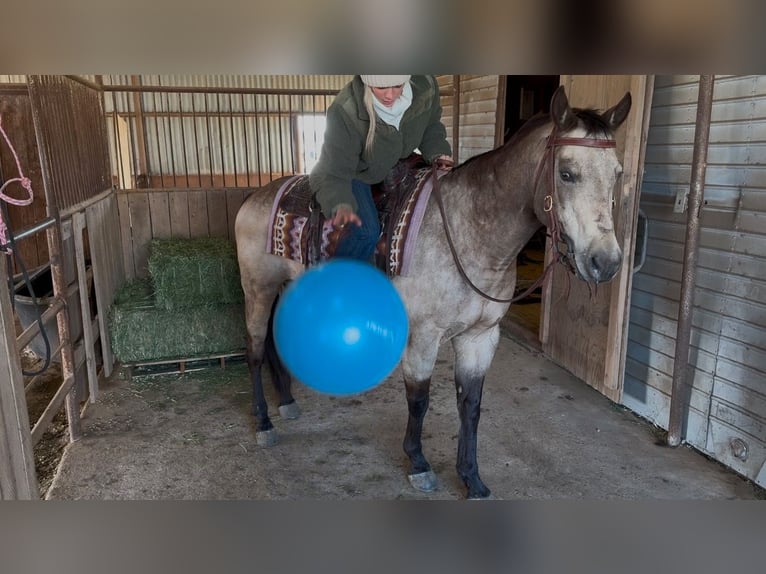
[265,168,447,275]
[388,167,439,277]
[265,175,335,264]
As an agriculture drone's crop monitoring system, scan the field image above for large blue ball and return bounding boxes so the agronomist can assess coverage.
[273,260,409,395]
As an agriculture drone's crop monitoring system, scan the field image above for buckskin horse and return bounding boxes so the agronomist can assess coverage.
[234,86,632,498]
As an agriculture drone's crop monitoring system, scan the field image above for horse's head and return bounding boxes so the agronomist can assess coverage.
[541,86,632,284]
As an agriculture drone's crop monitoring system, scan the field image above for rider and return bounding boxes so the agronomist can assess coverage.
[309,75,453,261]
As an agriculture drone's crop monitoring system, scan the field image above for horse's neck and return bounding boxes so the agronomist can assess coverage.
[442,129,549,261]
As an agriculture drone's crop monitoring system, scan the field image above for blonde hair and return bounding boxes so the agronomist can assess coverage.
[363,85,377,158]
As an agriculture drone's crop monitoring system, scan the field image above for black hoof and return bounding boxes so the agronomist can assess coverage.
[465,482,491,499]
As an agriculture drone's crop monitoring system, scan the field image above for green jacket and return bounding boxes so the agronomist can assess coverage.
[309,75,452,216]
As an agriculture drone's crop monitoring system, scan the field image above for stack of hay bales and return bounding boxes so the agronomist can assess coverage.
[109,238,247,364]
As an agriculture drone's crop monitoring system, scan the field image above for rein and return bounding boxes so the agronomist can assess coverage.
[431,127,616,304]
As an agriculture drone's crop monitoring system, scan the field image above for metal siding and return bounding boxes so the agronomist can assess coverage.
[626,75,766,487]
[100,75,345,184]
[447,75,498,161]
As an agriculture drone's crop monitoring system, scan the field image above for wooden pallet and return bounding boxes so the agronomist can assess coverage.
[119,351,246,379]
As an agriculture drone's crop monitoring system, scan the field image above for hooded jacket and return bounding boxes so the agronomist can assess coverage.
[309,75,452,217]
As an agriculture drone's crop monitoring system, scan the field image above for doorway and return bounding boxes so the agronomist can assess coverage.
[502,75,560,343]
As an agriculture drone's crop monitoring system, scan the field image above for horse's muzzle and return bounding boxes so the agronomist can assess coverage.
[585,249,623,283]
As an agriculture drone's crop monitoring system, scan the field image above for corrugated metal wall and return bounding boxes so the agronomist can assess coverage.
[101,75,352,187]
[440,75,499,162]
[102,75,353,90]
[625,75,766,487]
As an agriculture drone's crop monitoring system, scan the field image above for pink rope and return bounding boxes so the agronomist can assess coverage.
[0,114,34,250]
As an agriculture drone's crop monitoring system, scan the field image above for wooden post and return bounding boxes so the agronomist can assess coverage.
[131,75,149,186]
[452,75,460,164]
[0,256,39,500]
[73,212,99,402]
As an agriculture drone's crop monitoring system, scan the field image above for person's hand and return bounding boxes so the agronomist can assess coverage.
[434,155,454,170]
[332,204,362,230]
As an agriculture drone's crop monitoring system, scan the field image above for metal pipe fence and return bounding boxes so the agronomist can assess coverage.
[101,81,340,189]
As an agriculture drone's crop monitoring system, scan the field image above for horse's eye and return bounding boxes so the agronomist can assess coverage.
[559,170,574,182]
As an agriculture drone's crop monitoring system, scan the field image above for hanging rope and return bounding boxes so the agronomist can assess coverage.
[0,113,51,375]
[0,114,35,252]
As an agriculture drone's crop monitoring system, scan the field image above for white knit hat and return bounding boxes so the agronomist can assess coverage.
[360,75,411,87]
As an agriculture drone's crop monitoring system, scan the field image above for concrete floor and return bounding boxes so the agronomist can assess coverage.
[46,327,762,500]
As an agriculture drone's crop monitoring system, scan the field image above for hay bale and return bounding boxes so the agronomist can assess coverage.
[109,279,246,364]
[148,238,243,310]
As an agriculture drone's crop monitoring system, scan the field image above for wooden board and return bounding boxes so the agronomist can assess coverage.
[0,256,38,499]
[72,212,99,401]
[116,188,237,278]
[168,190,191,238]
[188,189,210,237]
[541,75,653,403]
[148,192,172,238]
[206,190,228,237]
[86,193,125,377]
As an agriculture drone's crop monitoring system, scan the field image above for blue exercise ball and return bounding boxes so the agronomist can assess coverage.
[273,260,409,395]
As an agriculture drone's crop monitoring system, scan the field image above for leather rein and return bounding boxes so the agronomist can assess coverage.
[431,127,616,304]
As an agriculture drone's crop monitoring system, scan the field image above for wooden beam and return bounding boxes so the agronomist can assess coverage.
[452,75,461,164]
[73,213,99,403]
[494,75,507,148]
[0,256,39,500]
[131,75,149,184]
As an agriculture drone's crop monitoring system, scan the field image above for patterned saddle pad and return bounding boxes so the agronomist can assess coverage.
[265,167,444,277]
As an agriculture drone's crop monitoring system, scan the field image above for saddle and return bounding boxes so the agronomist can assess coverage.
[266,154,438,277]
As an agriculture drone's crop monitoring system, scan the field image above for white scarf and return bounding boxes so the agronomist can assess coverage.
[372,81,413,130]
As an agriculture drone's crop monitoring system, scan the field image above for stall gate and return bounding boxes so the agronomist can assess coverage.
[0,75,120,499]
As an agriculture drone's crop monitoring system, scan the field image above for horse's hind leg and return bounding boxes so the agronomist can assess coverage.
[264,296,300,420]
[402,334,441,493]
[244,289,283,447]
[451,326,500,499]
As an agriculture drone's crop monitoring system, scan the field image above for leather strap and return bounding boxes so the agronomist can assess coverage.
[431,129,616,304]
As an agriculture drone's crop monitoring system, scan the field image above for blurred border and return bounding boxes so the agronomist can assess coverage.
[0,501,764,574]
[1,0,764,73]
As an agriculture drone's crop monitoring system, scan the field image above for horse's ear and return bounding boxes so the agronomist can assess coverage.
[550,86,578,131]
[602,92,632,130]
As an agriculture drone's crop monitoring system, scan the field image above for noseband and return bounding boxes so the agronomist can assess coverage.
[432,126,616,304]
[534,129,617,278]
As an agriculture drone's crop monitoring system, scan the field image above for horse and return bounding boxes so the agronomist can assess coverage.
[234,86,632,499]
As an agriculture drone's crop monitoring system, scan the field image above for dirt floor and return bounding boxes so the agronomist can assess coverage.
[20,351,69,497]
[44,328,764,500]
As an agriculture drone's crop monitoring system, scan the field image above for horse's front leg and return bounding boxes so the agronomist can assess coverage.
[401,331,441,493]
[452,325,500,499]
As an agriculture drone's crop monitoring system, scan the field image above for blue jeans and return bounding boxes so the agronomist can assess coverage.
[334,179,380,261]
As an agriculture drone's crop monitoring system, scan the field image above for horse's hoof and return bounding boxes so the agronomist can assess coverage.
[279,402,301,420]
[466,483,492,499]
[467,492,496,500]
[408,471,438,492]
[256,429,278,447]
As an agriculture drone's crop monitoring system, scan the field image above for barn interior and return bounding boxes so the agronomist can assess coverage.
[1,75,764,501]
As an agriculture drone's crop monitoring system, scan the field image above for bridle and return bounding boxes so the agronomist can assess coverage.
[431,125,616,304]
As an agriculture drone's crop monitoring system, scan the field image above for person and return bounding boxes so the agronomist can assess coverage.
[309,75,453,261]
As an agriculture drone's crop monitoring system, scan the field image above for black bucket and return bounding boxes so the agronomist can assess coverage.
[13,265,60,362]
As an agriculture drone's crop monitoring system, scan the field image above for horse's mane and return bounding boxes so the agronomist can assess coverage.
[455,106,612,170]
